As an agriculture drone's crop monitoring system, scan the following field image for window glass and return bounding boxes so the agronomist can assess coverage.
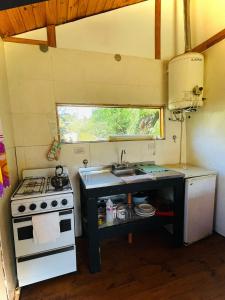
[57,105,164,143]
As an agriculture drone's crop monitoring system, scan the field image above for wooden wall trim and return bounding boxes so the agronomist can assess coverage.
[155,0,161,59]
[47,25,57,48]
[2,36,48,46]
[192,28,225,53]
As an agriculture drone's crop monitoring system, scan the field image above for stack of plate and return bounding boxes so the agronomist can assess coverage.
[134,203,156,217]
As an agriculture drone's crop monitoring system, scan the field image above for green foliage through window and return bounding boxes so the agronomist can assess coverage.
[57,105,163,143]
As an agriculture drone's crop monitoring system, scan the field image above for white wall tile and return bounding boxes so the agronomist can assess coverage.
[12,114,53,146]
[59,144,90,168]
[4,43,52,81]
[9,79,55,114]
[52,48,85,82]
[89,142,118,166]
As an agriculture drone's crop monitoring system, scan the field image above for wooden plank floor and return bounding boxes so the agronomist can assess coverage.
[21,230,225,300]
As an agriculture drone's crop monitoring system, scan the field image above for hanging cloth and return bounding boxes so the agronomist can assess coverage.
[0,121,10,197]
[47,138,61,161]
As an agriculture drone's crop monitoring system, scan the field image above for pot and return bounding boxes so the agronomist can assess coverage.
[51,165,69,190]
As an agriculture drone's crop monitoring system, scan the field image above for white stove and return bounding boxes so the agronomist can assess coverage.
[11,167,77,287]
[11,174,74,217]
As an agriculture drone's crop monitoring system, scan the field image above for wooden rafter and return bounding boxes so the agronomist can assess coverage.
[155,0,161,59]
[3,24,58,47]
[47,25,57,47]
[192,28,225,53]
[2,36,48,46]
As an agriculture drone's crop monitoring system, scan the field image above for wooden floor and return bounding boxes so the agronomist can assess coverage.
[21,230,225,300]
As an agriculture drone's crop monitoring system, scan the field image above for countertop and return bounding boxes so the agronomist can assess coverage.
[163,164,217,178]
[79,164,184,190]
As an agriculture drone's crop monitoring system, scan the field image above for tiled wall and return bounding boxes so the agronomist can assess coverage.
[4,44,186,235]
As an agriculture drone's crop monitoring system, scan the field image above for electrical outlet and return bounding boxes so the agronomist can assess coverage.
[73,147,85,154]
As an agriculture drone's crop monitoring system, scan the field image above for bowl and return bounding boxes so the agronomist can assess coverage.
[132,192,148,205]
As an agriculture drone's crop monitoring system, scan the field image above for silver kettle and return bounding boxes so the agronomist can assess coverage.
[51,165,69,190]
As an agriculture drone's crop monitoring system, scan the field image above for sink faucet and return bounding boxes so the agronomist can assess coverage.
[120,149,126,165]
[83,159,88,168]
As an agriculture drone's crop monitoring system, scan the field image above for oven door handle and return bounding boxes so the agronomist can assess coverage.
[17,246,75,263]
[14,216,32,223]
[13,209,73,223]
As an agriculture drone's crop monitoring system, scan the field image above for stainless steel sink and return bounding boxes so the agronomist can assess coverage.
[111,168,145,177]
[79,162,184,189]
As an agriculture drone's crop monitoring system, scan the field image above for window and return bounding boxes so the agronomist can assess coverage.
[57,104,164,143]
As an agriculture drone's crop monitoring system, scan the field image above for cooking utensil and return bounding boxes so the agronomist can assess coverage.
[116,204,127,220]
[51,165,69,190]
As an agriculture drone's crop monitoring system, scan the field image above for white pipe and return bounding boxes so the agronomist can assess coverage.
[183,0,192,52]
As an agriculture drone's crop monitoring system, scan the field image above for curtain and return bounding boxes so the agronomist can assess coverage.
[0,121,10,197]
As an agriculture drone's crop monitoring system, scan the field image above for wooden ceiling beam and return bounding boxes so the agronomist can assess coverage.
[155,0,161,59]
[192,28,225,53]
[47,25,57,47]
[67,0,79,21]
[0,0,146,37]
[45,0,57,25]
[0,0,46,11]
[2,36,48,46]
[0,11,15,37]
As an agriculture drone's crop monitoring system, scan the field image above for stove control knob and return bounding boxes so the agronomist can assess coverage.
[51,200,58,207]
[29,203,36,211]
[18,205,26,213]
[40,202,47,209]
[61,199,68,206]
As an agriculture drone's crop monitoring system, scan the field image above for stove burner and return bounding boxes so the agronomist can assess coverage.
[46,176,72,194]
[11,167,74,219]
[15,177,45,196]
[12,172,73,201]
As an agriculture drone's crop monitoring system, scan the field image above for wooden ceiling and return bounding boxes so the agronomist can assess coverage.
[0,0,147,38]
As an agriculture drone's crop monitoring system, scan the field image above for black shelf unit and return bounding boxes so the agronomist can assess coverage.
[98,215,173,240]
[80,176,184,273]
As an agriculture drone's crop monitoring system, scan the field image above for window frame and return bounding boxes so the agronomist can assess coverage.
[56,103,165,144]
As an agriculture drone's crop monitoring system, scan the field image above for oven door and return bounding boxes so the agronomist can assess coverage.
[13,209,75,257]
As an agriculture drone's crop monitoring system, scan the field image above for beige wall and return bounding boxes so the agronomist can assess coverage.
[0,40,18,300]
[187,0,225,235]
[187,40,225,235]
[191,0,225,47]
[17,0,185,59]
[4,43,186,235]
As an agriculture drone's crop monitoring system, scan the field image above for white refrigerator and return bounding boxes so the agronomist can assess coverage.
[184,174,216,244]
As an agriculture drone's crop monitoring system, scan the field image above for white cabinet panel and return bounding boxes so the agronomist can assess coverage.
[184,175,216,244]
[17,246,76,287]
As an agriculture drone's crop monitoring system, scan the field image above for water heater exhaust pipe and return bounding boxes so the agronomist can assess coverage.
[184,0,191,52]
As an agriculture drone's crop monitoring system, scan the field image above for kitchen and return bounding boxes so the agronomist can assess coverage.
[0,0,225,299]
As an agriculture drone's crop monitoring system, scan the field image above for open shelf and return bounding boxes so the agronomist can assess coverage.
[98,214,174,240]
[98,210,174,229]
[80,173,184,273]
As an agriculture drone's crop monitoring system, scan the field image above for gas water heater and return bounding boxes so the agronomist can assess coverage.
[168,52,204,111]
